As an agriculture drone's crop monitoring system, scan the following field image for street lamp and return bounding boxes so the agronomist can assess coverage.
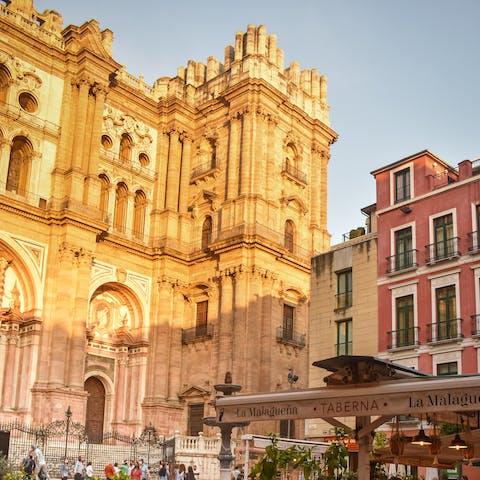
[286,369,298,438]
[64,406,72,462]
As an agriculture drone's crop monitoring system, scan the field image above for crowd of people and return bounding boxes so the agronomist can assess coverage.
[23,450,202,480]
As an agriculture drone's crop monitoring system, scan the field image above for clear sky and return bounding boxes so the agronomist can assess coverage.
[34,0,480,244]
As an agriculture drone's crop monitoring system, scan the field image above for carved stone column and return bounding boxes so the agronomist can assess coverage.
[0,139,12,189]
[165,130,181,211]
[217,272,233,376]
[239,109,252,196]
[1,332,18,409]
[71,77,91,170]
[113,356,128,424]
[178,134,192,214]
[226,114,241,200]
[167,287,185,402]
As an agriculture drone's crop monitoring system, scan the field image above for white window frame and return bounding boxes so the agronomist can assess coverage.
[390,162,414,206]
[427,208,458,246]
[389,281,418,335]
[389,221,416,269]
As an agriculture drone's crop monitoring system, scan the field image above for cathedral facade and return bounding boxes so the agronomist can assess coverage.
[0,0,337,438]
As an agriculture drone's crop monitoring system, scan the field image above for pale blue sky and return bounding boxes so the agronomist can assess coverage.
[34,0,480,244]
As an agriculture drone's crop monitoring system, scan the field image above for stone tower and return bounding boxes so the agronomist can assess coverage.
[0,1,337,438]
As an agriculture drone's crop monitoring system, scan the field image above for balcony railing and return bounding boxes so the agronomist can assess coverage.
[386,249,418,274]
[182,324,214,344]
[386,326,419,350]
[425,237,460,264]
[190,160,219,181]
[276,326,306,347]
[468,231,480,254]
[471,314,480,336]
[335,341,352,356]
[100,148,156,179]
[427,318,463,343]
[335,292,352,310]
[281,162,307,185]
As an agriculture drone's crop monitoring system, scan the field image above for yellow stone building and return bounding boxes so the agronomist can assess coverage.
[0,0,337,439]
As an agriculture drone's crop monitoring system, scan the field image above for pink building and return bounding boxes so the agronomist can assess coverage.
[372,150,480,375]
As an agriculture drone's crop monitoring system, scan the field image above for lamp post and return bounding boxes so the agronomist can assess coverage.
[205,373,249,480]
[64,406,72,462]
[286,368,298,438]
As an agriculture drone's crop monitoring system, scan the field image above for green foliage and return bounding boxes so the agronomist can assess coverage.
[373,431,388,450]
[3,472,26,480]
[249,435,323,480]
[0,456,20,480]
[113,472,130,480]
[439,423,462,436]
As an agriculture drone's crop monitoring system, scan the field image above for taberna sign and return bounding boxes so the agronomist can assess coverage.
[215,376,480,423]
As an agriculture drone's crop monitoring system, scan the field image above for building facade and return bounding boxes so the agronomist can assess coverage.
[373,150,480,375]
[0,0,338,439]
[307,205,378,441]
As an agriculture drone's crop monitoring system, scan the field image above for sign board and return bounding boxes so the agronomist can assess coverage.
[215,376,480,423]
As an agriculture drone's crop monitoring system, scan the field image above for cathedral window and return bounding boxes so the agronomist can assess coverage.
[6,136,33,196]
[113,182,128,233]
[195,300,208,337]
[119,133,133,162]
[101,135,113,150]
[201,216,213,249]
[0,64,11,104]
[99,174,110,221]
[284,220,295,253]
[138,153,150,167]
[133,190,147,239]
[18,92,38,113]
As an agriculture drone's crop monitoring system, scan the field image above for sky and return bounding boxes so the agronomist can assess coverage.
[34,0,480,244]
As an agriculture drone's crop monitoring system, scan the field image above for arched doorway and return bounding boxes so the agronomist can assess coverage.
[85,377,105,442]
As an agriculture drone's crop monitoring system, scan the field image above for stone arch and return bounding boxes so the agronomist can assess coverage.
[0,234,45,315]
[98,173,110,221]
[284,219,295,253]
[201,215,213,249]
[84,376,106,441]
[113,182,128,232]
[6,135,33,196]
[119,132,133,162]
[88,282,145,343]
[0,63,12,104]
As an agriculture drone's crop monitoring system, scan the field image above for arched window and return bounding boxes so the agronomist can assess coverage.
[119,133,133,162]
[0,65,11,104]
[98,174,110,221]
[7,136,33,196]
[114,182,128,233]
[133,190,147,239]
[284,220,294,253]
[285,143,297,169]
[201,216,213,249]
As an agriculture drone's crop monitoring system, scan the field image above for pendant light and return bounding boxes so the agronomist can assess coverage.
[449,417,468,450]
[411,415,432,446]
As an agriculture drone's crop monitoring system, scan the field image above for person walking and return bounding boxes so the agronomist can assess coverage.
[23,454,36,480]
[158,463,169,480]
[85,462,94,480]
[139,459,149,480]
[60,460,70,480]
[130,461,142,480]
[104,462,115,480]
[186,467,195,480]
[73,457,84,480]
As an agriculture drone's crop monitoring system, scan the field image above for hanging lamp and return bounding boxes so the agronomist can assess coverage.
[448,417,468,450]
[411,415,432,446]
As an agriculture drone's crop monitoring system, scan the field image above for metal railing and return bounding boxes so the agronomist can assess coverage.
[335,341,352,356]
[386,326,419,350]
[190,160,218,181]
[281,162,307,184]
[275,326,306,347]
[181,324,214,344]
[471,314,480,336]
[386,249,418,274]
[100,148,156,180]
[425,237,460,264]
[335,292,352,310]
[426,318,463,343]
[467,231,480,254]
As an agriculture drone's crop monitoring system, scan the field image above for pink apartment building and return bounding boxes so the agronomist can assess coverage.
[372,150,480,375]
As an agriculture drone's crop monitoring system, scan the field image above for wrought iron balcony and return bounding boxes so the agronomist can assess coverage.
[387,326,419,350]
[471,314,480,336]
[335,341,352,356]
[386,249,418,274]
[182,324,214,344]
[467,231,480,254]
[281,162,307,185]
[335,292,352,310]
[425,237,460,264]
[426,318,463,343]
[276,326,306,347]
[190,160,219,182]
